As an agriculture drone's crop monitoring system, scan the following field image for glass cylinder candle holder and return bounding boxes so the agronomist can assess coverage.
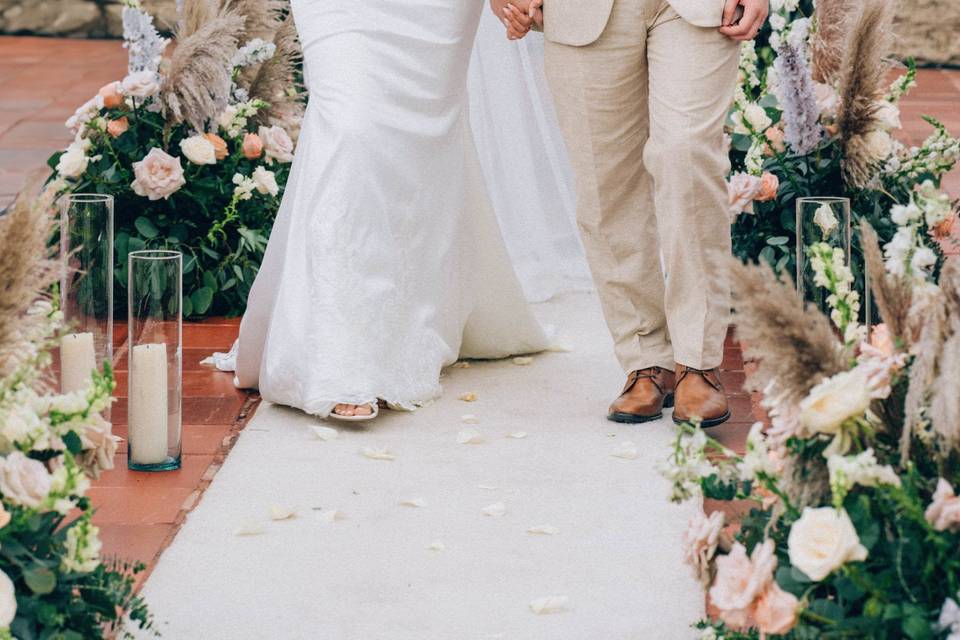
[59,194,114,395]
[128,250,182,472]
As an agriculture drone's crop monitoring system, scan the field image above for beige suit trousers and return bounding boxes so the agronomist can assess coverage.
[545,0,739,372]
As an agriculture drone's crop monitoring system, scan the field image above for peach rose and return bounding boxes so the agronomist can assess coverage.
[932,214,956,239]
[727,172,763,221]
[98,81,123,109]
[0,504,10,529]
[753,582,799,635]
[763,126,786,156]
[925,478,960,532]
[242,132,263,160]
[755,172,779,203]
[204,133,229,160]
[869,324,895,357]
[106,116,129,138]
[131,147,186,201]
[683,510,725,585]
[824,123,840,137]
[0,451,52,509]
[709,540,777,628]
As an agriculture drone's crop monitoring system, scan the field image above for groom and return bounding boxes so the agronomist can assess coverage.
[493,0,768,427]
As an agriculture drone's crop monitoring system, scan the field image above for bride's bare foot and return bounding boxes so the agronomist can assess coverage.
[332,403,376,418]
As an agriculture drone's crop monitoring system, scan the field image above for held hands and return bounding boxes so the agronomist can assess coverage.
[719,0,769,41]
[489,0,543,41]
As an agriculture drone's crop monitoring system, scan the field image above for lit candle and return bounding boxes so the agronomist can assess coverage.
[129,343,169,465]
[60,332,96,394]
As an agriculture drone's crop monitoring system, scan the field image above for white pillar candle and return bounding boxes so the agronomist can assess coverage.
[129,343,169,466]
[60,332,96,394]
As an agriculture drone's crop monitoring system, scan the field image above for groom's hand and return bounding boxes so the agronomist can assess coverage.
[719,0,768,41]
[490,0,541,40]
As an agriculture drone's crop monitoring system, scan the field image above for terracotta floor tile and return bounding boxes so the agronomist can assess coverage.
[708,420,752,455]
[112,395,245,426]
[113,370,244,399]
[96,523,173,566]
[113,423,235,456]
[88,486,195,525]
[95,454,215,490]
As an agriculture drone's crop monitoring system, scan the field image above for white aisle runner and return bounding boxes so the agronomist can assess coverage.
[136,293,703,640]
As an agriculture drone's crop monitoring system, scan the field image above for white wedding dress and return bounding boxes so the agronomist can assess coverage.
[231,0,565,416]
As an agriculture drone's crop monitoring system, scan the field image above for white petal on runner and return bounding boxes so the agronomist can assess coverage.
[361,447,396,460]
[611,441,639,460]
[512,356,533,366]
[527,525,559,535]
[529,595,569,614]
[458,392,477,402]
[482,502,507,517]
[506,431,528,439]
[458,428,484,444]
[310,425,339,441]
[427,541,446,551]
[269,505,297,521]
[461,414,479,424]
[233,520,266,536]
[451,361,471,369]
[319,509,345,524]
[399,498,428,508]
[477,484,499,491]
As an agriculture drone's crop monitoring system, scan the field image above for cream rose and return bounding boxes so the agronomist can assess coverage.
[787,507,868,581]
[0,568,14,627]
[709,539,777,628]
[121,70,160,99]
[0,451,53,509]
[925,478,960,532]
[131,148,186,201]
[799,368,871,436]
[683,510,725,585]
[259,125,294,163]
[727,172,763,220]
[252,166,279,197]
[56,144,89,179]
[874,100,901,131]
[179,135,217,165]
[813,202,839,237]
[734,103,773,135]
[862,129,892,161]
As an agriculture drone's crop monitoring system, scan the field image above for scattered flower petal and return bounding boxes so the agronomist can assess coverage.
[529,595,569,614]
[269,505,297,521]
[458,428,484,444]
[452,361,471,369]
[361,447,396,460]
[461,414,480,424]
[310,425,339,441]
[319,509,344,523]
[507,431,528,439]
[458,392,477,402]
[233,520,266,536]
[483,502,507,517]
[612,441,639,460]
[478,484,499,491]
[527,525,559,535]
[427,541,446,551]
[546,342,572,353]
[400,498,428,508]
[512,356,534,366]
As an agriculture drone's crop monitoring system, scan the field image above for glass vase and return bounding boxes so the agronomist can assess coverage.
[59,194,114,395]
[127,250,182,471]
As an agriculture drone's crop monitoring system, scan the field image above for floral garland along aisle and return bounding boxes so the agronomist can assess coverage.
[48,0,305,319]
[666,1,960,638]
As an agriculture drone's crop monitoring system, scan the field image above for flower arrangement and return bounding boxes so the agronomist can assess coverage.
[0,179,152,638]
[726,0,960,308]
[664,184,960,637]
[47,0,304,318]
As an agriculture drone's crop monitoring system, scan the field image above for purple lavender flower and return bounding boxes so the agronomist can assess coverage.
[774,40,824,156]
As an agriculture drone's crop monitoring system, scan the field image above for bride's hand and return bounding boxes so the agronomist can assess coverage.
[501,3,533,40]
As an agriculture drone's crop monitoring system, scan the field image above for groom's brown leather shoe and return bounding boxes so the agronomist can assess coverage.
[607,367,676,424]
[672,365,730,428]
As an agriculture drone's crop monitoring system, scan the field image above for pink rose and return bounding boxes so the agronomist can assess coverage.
[131,148,186,201]
[683,510,725,585]
[925,478,960,532]
[753,581,799,635]
[709,540,777,628]
[258,125,294,164]
[727,172,763,221]
[755,172,779,203]
[869,324,895,357]
[98,81,124,109]
[763,126,786,156]
[0,451,52,509]
[107,116,129,139]
[242,132,263,160]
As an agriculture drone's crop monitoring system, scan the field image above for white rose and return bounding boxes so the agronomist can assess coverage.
[121,70,160,99]
[812,203,839,237]
[799,368,871,436]
[863,129,892,161]
[258,125,294,164]
[252,166,279,196]
[787,507,868,581]
[179,135,217,165]
[56,142,90,179]
[0,451,53,509]
[874,101,901,131]
[131,148,186,201]
[813,83,839,119]
[735,103,773,135]
[0,568,14,627]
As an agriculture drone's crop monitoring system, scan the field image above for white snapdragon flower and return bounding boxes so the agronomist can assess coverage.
[232,173,258,201]
[61,518,102,573]
[739,422,777,482]
[827,448,900,504]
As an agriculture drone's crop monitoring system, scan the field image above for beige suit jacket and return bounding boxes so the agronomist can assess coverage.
[544,0,726,46]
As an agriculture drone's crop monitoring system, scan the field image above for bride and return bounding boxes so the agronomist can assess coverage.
[229,0,578,420]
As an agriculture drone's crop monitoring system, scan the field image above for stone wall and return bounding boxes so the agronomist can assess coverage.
[1,0,958,65]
